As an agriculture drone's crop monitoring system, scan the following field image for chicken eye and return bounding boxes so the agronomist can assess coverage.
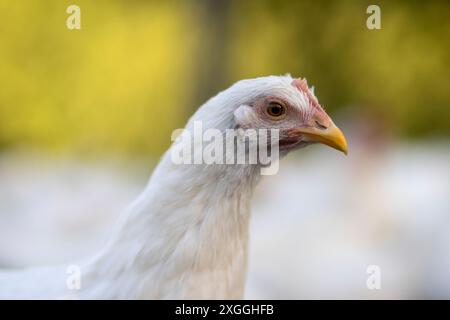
[266,102,286,118]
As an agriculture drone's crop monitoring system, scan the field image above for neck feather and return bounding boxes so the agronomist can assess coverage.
[83,150,261,299]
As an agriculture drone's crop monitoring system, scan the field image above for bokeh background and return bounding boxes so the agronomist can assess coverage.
[0,0,449,298]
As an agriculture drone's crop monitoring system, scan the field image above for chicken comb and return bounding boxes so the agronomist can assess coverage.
[291,77,322,111]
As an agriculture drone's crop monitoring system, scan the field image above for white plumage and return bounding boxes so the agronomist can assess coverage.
[0,75,347,299]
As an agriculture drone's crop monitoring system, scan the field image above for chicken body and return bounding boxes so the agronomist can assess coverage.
[0,75,346,299]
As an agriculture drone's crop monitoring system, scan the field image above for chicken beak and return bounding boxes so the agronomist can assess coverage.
[292,122,348,155]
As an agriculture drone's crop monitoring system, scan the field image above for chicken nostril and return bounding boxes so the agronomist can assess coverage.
[315,120,328,130]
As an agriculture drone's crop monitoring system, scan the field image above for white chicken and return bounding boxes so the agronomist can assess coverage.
[0,75,347,299]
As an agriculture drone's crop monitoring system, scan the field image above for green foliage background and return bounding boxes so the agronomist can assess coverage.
[0,0,449,157]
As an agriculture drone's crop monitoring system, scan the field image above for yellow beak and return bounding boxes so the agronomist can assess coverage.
[293,122,348,155]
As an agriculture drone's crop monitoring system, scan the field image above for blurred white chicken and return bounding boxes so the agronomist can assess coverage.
[0,75,347,299]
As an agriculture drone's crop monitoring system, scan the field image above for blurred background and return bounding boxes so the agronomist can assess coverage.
[0,0,449,298]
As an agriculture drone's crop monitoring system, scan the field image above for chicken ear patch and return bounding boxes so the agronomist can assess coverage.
[234,105,257,128]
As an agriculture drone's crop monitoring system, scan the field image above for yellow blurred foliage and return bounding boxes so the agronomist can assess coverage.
[0,1,449,156]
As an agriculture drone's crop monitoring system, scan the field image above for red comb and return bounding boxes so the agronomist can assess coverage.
[291,77,321,110]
